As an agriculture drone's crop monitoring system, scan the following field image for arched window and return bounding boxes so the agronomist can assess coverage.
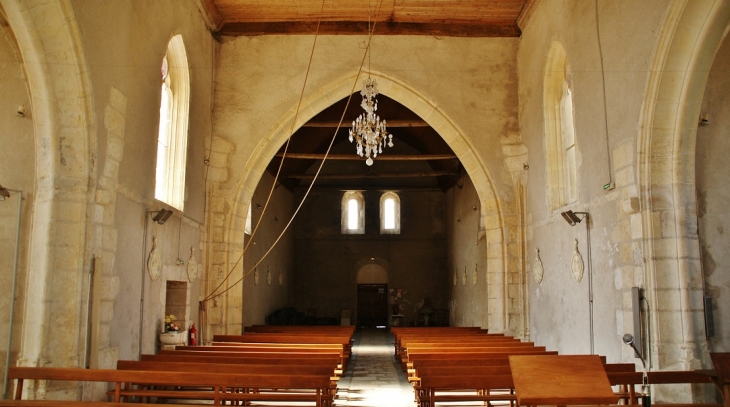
[155,35,190,210]
[544,41,578,210]
[380,191,400,234]
[341,191,365,234]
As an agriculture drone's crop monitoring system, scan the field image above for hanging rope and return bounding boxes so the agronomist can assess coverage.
[202,0,386,303]
[202,0,327,302]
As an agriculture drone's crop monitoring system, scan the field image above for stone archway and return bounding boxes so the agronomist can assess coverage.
[638,0,730,399]
[1,0,94,379]
[220,71,512,334]
[356,263,388,284]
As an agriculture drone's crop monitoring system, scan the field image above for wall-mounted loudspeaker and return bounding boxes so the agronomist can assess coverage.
[631,287,643,359]
[704,295,715,337]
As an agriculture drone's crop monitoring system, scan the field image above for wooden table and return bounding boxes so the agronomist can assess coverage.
[509,354,619,406]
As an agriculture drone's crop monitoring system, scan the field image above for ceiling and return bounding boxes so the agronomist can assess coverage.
[268,93,462,192]
[199,0,534,191]
[202,0,531,37]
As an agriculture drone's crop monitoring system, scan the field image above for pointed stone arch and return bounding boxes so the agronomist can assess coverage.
[2,0,94,390]
[638,0,730,398]
[225,71,510,333]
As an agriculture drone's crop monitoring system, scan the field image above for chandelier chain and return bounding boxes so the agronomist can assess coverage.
[349,0,393,166]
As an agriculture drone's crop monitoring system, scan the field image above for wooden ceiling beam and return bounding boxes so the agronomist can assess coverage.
[287,171,458,179]
[302,120,429,128]
[217,21,521,37]
[274,153,457,160]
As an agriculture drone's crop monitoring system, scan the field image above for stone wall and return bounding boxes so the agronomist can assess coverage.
[518,0,670,360]
[292,188,448,326]
[0,1,214,400]
[0,6,35,396]
[68,0,214,365]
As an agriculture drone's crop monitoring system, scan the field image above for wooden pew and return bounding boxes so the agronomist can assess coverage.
[117,360,338,379]
[173,344,347,367]
[390,327,490,355]
[608,370,716,405]
[0,402,197,407]
[404,350,558,371]
[141,353,342,372]
[7,367,333,406]
[246,325,356,335]
[398,340,534,362]
[116,360,339,399]
[416,374,516,407]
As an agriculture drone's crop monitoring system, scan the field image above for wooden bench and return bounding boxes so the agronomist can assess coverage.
[409,361,639,405]
[608,370,716,405]
[8,366,333,406]
[392,329,498,356]
[173,344,348,367]
[141,353,343,372]
[117,359,338,379]
[246,325,356,334]
[416,374,516,407]
[400,341,536,360]
[117,360,339,399]
[0,402,197,407]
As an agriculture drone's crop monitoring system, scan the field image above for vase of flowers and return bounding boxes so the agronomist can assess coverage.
[165,314,181,332]
[160,314,186,346]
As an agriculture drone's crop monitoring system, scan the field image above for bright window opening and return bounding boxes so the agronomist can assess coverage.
[342,191,365,234]
[544,41,578,210]
[380,192,400,234]
[154,35,190,211]
[348,199,359,230]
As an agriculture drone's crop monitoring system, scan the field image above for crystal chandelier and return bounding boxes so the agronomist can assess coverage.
[348,0,393,166]
[349,77,393,166]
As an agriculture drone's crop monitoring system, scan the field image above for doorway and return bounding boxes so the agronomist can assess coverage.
[357,284,388,328]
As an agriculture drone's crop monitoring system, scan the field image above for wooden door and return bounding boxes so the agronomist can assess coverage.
[357,284,388,328]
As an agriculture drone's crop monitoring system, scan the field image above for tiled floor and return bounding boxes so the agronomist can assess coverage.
[336,328,415,407]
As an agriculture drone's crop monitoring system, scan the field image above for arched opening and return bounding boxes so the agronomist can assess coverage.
[638,0,730,400]
[215,72,511,336]
[544,41,578,210]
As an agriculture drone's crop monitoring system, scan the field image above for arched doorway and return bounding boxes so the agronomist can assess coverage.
[356,263,389,328]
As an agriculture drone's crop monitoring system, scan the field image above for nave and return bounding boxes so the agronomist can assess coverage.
[336,329,414,407]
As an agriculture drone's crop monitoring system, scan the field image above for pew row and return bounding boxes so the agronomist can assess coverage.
[8,366,334,406]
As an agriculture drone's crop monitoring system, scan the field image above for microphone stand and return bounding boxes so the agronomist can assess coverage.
[623,334,650,407]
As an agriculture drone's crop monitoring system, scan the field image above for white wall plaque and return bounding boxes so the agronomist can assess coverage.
[147,236,161,281]
[571,239,584,282]
[533,248,544,284]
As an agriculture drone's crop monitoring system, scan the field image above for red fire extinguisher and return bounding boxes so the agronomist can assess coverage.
[189,323,197,346]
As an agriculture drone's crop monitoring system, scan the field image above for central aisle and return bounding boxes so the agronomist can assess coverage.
[336,328,415,407]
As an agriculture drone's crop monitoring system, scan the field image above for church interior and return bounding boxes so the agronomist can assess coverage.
[1,0,729,404]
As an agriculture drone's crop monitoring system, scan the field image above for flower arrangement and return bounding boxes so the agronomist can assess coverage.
[165,314,181,332]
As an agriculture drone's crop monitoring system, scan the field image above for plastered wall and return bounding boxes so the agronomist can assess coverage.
[0,8,34,393]
[0,1,214,400]
[447,175,491,327]
[68,0,214,365]
[518,0,670,361]
[241,171,294,327]
[292,188,448,326]
[696,33,730,352]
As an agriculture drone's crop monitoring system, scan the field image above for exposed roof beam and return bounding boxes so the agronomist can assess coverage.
[302,120,429,128]
[287,171,458,179]
[217,21,520,37]
[275,153,457,161]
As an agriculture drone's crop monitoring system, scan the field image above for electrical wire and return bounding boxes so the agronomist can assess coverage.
[595,0,613,185]
[202,0,327,303]
[203,0,386,303]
